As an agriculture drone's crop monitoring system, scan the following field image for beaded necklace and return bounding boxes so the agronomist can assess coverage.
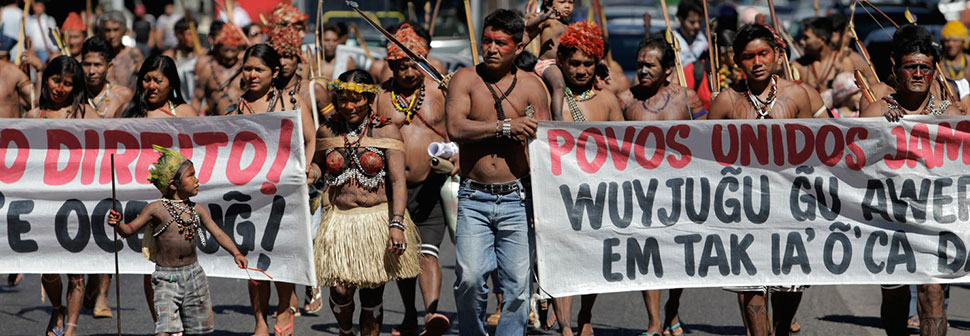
[641,87,671,113]
[157,198,206,245]
[945,56,967,79]
[391,83,426,124]
[89,83,111,116]
[884,93,950,116]
[746,75,778,119]
[285,67,302,108]
[40,107,77,119]
[237,88,279,114]
[564,87,588,122]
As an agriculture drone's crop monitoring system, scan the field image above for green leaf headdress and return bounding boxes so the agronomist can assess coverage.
[147,145,190,194]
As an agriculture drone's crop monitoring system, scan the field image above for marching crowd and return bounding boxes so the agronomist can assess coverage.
[0,0,966,335]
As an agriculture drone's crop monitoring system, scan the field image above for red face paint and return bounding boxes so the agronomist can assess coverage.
[483,31,517,55]
[900,59,933,82]
[738,45,775,78]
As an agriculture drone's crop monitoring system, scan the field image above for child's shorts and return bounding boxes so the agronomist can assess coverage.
[152,262,215,334]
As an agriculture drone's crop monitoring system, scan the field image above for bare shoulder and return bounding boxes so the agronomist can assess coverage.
[449,66,478,91]
[373,121,404,141]
[24,108,40,118]
[945,101,965,116]
[859,99,889,118]
[192,202,211,217]
[174,104,197,117]
[519,70,546,90]
[617,89,634,106]
[112,84,134,99]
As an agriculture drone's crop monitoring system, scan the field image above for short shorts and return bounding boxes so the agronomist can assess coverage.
[152,262,214,334]
[407,174,447,258]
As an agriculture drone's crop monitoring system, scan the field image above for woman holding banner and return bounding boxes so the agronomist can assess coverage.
[309,69,420,336]
[120,54,198,324]
[26,55,98,336]
[228,43,316,336]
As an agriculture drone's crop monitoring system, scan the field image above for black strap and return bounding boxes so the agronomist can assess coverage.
[482,68,518,121]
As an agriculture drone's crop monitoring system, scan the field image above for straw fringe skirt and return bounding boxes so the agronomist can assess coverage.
[314,204,421,289]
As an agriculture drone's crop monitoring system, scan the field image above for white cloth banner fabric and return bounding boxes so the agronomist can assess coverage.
[529,117,970,297]
[0,111,315,286]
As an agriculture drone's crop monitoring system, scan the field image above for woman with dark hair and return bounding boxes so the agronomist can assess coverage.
[27,55,96,120]
[309,69,420,336]
[121,55,197,118]
[232,43,316,336]
[26,55,97,336]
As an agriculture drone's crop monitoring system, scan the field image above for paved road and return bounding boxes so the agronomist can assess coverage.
[3,238,970,335]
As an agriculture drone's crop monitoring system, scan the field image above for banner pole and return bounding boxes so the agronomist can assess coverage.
[111,154,121,336]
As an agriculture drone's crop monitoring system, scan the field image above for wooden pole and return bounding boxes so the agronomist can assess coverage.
[429,0,443,36]
[14,0,31,66]
[658,0,693,119]
[307,50,321,130]
[85,0,93,37]
[855,69,876,103]
[701,0,719,93]
[463,0,479,65]
[766,0,795,80]
[110,154,121,336]
[849,23,879,82]
[350,24,372,61]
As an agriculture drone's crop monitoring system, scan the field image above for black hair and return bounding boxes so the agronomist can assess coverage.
[483,9,525,45]
[676,0,704,20]
[122,55,187,118]
[516,50,538,72]
[208,20,225,39]
[39,56,87,117]
[332,69,377,107]
[734,24,780,54]
[637,37,675,69]
[242,44,283,88]
[81,36,115,63]
[892,24,940,64]
[803,17,833,44]
[830,13,847,32]
[323,22,348,37]
[174,17,195,34]
[716,29,736,48]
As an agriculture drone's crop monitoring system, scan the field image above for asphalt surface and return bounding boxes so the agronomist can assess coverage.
[3,237,970,335]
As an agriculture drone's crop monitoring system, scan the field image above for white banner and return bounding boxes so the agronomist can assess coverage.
[0,111,315,286]
[530,117,970,297]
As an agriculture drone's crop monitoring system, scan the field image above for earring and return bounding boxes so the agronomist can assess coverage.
[173,90,178,99]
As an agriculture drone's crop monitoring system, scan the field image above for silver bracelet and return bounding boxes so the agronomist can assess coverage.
[389,222,406,231]
[502,119,512,138]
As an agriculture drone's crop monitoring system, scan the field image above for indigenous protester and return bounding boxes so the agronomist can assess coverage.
[546,21,622,336]
[860,25,960,336]
[162,18,201,62]
[672,0,708,65]
[106,146,248,336]
[828,14,877,84]
[794,17,852,92]
[820,72,864,117]
[0,35,35,118]
[81,36,134,118]
[318,23,357,82]
[941,20,970,84]
[708,23,827,336]
[61,12,87,61]
[525,0,575,60]
[369,22,447,84]
[310,69,421,336]
[121,55,197,118]
[616,36,702,336]
[373,23,455,336]
[446,9,550,336]
[27,55,97,336]
[195,22,246,115]
[100,10,145,92]
[225,44,315,336]
[620,37,705,121]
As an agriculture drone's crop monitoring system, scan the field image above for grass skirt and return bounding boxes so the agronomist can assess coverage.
[314,204,421,288]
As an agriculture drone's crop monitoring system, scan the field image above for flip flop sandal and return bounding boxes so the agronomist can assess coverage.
[273,308,295,336]
[303,286,323,314]
[663,322,685,336]
[93,306,113,319]
[907,315,920,330]
[486,313,501,327]
[420,313,450,336]
[47,306,65,336]
[639,332,661,336]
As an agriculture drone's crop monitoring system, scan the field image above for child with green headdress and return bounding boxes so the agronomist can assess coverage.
[107,145,248,336]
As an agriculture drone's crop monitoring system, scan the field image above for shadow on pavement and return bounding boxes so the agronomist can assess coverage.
[819,314,883,329]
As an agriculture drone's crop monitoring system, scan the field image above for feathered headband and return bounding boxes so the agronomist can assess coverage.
[559,22,605,59]
[215,23,246,48]
[269,25,304,61]
[386,23,428,61]
[271,3,308,27]
[328,79,379,94]
[147,145,191,194]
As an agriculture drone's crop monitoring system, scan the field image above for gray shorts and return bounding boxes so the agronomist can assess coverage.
[152,262,214,334]
[407,174,447,258]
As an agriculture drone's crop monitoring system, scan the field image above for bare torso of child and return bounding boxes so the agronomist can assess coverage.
[539,19,567,60]
[147,200,204,267]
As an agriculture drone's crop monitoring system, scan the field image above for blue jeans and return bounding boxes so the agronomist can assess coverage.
[453,178,534,336]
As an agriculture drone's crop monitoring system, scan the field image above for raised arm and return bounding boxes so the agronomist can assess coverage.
[540,65,565,121]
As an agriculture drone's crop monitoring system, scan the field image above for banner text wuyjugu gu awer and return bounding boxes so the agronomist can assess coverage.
[531,118,970,297]
[0,113,316,285]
